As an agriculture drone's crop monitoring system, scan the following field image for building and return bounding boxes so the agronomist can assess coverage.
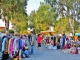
[0,19,5,32]
[0,8,12,31]
[0,27,5,32]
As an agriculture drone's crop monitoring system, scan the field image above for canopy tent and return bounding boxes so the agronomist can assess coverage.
[26,30,31,35]
[75,33,80,41]
[75,33,80,36]
[40,31,57,35]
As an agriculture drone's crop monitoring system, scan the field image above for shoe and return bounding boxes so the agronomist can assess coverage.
[26,55,30,58]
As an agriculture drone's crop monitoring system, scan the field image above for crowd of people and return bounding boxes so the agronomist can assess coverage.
[0,31,80,60]
[0,31,43,60]
[43,33,80,55]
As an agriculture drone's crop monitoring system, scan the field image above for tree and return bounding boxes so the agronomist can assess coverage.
[1,0,28,33]
[11,13,28,33]
[54,17,69,33]
[29,3,57,33]
[44,0,80,34]
[54,17,80,33]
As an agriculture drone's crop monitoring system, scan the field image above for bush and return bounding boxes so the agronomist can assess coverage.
[9,30,14,34]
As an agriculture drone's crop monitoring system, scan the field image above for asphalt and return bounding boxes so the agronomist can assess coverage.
[22,45,80,60]
[0,45,80,60]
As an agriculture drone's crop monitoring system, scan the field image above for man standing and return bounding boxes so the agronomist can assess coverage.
[30,31,36,55]
[28,34,31,45]
[62,34,66,49]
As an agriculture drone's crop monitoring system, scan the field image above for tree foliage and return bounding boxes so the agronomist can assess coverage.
[54,17,80,33]
[54,17,69,33]
[1,0,28,33]
[29,3,57,33]
[44,0,80,34]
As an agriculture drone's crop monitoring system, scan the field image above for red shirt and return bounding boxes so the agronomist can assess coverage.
[37,36,42,43]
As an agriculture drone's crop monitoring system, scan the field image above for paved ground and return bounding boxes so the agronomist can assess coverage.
[22,46,80,60]
[0,46,80,60]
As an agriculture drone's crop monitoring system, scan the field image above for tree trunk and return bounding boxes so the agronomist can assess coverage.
[14,25,16,33]
[0,8,1,19]
[5,18,9,32]
[69,18,74,36]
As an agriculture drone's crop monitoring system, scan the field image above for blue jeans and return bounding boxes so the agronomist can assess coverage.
[31,46,35,54]
[24,50,29,56]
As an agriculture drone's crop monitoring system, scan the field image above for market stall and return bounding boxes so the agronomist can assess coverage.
[40,31,57,35]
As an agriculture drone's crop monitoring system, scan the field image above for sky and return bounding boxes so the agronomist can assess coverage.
[27,0,44,15]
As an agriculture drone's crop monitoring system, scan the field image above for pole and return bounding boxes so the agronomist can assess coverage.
[73,18,74,33]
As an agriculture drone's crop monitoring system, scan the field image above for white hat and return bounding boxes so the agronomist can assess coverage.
[59,34,62,36]
[70,33,73,36]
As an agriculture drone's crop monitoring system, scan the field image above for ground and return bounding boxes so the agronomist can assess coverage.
[0,46,80,60]
[0,38,80,60]
[22,46,80,60]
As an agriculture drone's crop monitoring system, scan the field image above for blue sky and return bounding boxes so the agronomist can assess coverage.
[27,0,44,15]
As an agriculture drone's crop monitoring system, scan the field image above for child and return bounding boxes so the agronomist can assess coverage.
[48,40,57,50]
[57,42,60,49]
[77,45,80,55]
[21,44,30,58]
[70,44,76,54]
[47,40,53,49]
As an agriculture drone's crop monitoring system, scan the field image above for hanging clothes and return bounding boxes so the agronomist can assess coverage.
[9,38,14,58]
[13,38,19,54]
[18,38,23,49]
[18,37,23,60]
[8,38,11,54]
[4,38,9,54]
[2,37,9,60]
[2,38,7,52]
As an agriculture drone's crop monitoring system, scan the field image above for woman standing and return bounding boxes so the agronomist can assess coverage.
[37,34,43,50]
